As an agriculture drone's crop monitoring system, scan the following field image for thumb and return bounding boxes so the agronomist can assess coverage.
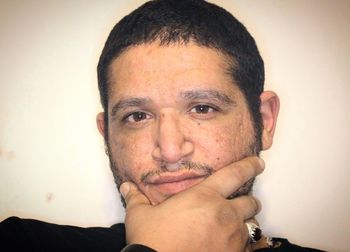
[120,182,151,209]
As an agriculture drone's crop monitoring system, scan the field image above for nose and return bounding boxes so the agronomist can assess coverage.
[152,111,194,167]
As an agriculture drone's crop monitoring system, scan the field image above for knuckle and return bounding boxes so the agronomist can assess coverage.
[243,157,260,171]
[231,165,249,183]
[248,197,258,213]
[243,196,260,216]
[251,197,261,214]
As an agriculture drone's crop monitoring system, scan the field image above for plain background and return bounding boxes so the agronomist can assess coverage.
[0,1,349,251]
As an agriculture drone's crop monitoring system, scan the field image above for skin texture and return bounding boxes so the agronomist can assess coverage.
[99,42,258,204]
[120,157,264,252]
[96,41,280,251]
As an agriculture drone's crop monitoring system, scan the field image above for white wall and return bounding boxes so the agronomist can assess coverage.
[0,1,349,251]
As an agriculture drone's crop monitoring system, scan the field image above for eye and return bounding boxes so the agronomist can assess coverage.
[190,105,216,114]
[124,111,151,123]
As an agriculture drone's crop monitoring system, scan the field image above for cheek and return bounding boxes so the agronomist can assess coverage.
[109,130,154,181]
[192,115,255,170]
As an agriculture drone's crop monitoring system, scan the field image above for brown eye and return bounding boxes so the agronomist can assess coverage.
[125,112,150,122]
[191,105,215,114]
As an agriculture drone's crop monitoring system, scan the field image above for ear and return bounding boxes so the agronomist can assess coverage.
[96,112,106,138]
[260,91,280,150]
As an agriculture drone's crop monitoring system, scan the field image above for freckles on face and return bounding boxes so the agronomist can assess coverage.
[199,126,252,171]
[105,42,257,204]
[189,103,255,171]
[108,128,154,183]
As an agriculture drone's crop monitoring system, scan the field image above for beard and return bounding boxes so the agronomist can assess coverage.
[104,137,260,207]
[103,108,262,206]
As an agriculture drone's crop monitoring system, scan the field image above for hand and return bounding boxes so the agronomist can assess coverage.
[120,157,264,252]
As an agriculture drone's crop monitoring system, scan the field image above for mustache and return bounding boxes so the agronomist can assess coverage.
[140,160,215,184]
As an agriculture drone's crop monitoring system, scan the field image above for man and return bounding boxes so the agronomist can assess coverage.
[0,1,323,251]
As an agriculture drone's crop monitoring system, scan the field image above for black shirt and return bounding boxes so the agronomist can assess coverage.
[0,217,325,251]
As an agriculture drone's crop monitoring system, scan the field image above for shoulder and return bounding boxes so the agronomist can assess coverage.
[0,216,126,251]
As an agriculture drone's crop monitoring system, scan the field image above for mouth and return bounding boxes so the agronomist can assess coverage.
[144,171,209,196]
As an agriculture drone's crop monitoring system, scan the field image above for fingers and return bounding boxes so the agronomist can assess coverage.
[120,182,151,209]
[230,196,261,221]
[245,218,259,226]
[200,157,265,198]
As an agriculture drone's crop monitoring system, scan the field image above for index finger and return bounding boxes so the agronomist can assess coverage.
[199,157,265,198]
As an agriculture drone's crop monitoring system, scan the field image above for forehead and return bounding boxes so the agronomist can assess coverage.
[107,42,238,102]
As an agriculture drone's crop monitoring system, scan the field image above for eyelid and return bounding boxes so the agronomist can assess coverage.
[190,105,214,112]
[122,110,153,122]
[188,103,221,112]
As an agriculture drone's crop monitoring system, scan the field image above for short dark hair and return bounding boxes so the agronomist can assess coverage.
[97,0,264,149]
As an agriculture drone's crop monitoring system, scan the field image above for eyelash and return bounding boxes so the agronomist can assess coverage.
[189,104,218,114]
[122,111,152,123]
[121,104,219,125]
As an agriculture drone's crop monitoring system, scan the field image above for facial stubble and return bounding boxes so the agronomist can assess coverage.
[104,134,259,207]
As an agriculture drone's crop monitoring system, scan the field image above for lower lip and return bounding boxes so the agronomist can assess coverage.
[148,177,205,196]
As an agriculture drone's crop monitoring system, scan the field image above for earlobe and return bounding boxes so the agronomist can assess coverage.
[260,91,280,150]
[96,112,106,138]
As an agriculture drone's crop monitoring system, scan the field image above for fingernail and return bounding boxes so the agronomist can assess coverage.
[120,182,130,198]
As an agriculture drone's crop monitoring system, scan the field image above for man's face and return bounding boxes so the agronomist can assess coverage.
[102,42,258,205]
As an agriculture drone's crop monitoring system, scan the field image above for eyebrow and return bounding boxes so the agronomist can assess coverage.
[110,97,151,117]
[180,90,236,106]
[110,89,236,118]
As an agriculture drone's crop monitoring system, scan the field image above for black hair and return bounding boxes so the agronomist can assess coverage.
[97,0,264,149]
